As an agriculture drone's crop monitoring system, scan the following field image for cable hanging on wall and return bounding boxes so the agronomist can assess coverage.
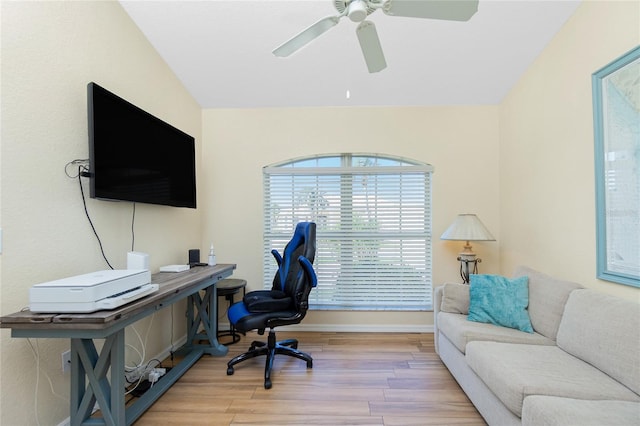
[65,159,114,270]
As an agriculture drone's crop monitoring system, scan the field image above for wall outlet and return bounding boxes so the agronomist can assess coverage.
[61,350,71,373]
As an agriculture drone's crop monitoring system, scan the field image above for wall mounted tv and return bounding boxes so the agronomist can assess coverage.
[88,82,196,208]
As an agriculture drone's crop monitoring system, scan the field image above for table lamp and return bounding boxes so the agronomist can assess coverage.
[441,214,495,283]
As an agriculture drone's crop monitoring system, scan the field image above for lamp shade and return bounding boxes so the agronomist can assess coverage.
[440,214,495,241]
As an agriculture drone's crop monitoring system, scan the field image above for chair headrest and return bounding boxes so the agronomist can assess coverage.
[278,222,316,290]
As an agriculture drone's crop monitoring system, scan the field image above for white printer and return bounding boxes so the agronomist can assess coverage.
[29,269,158,313]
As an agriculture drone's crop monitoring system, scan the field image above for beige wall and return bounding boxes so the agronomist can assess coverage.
[201,106,501,330]
[499,0,640,302]
[2,0,639,425]
[1,1,202,424]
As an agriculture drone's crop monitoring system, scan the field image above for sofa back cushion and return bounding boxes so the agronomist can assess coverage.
[514,266,583,340]
[557,289,640,395]
[440,283,470,314]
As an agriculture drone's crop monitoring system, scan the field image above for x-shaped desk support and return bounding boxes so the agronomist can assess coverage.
[70,332,125,425]
[185,285,225,354]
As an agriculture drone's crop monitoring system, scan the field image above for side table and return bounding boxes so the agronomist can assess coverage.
[217,278,247,345]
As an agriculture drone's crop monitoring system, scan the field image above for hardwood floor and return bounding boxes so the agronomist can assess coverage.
[133,332,486,425]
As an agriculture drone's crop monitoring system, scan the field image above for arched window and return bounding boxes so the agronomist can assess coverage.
[263,154,434,310]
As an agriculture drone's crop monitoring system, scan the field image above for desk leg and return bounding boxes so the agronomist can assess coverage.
[204,284,228,356]
[70,330,125,426]
[185,285,228,356]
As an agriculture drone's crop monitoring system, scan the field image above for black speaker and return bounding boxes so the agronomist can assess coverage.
[188,249,200,266]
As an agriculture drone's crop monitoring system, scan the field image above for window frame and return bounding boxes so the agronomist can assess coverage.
[263,153,434,311]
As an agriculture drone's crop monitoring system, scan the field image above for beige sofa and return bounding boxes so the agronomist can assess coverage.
[433,266,640,425]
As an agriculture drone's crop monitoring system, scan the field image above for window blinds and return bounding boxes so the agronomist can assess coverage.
[263,155,433,310]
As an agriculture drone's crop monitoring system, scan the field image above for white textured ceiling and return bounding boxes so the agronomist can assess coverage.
[119,0,581,108]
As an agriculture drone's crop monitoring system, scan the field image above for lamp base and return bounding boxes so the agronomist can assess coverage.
[456,256,481,284]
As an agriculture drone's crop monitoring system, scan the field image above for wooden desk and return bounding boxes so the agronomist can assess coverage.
[0,264,236,426]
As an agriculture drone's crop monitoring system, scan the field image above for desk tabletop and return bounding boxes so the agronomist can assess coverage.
[0,264,236,330]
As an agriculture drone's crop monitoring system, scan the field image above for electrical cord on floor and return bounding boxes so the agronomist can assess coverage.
[126,362,170,397]
[124,325,147,374]
[123,314,161,398]
[124,313,156,376]
[125,359,161,397]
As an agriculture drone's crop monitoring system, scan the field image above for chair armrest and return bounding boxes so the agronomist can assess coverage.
[298,256,317,288]
[271,249,283,267]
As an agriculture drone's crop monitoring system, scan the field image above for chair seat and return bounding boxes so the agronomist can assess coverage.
[228,302,301,333]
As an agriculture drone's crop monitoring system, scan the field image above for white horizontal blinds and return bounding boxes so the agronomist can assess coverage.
[263,154,433,310]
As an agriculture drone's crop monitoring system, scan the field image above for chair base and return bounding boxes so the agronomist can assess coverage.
[226,329,313,389]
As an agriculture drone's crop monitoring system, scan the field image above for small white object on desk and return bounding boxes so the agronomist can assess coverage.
[208,243,217,266]
[127,251,149,270]
[159,264,190,273]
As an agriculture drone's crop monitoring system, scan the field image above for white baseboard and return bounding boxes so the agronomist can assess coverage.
[221,322,434,333]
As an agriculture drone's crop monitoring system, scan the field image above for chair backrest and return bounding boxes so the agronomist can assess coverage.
[272,222,316,313]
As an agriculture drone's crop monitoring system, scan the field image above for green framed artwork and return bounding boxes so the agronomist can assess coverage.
[592,45,640,288]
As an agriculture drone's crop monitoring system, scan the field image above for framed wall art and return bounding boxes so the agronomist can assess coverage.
[592,45,640,288]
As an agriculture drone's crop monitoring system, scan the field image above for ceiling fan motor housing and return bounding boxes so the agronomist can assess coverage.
[334,0,376,22]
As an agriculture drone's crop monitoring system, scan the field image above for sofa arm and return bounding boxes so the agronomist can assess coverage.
[433,285,444,354]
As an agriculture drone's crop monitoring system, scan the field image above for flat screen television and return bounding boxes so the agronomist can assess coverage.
[87,82,196,208]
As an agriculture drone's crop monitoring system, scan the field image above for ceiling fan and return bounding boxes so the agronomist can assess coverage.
[273,0,479,73]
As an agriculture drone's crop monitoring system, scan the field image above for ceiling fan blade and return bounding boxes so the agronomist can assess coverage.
[273,16,340,57]
[383,0,479,22]
[356,21,387,73]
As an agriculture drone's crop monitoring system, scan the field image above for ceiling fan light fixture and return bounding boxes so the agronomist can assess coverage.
[348,0,368,22]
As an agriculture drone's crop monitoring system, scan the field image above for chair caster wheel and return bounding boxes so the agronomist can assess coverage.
[264,379,272,389]
[227,367,234,375]
[307,360,313,368]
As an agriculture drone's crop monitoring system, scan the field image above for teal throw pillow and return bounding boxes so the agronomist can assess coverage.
[468,274,534,333]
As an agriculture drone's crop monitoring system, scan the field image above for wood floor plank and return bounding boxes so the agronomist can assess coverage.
[250,384,386,401]
[370,400,483,417]
[132,332,486,426]
[228,398,371,416]
[230,413,384,425]
[383,388,472,403]
[134,411,236,425]
[144,394,233,414]
[383,415,487,426]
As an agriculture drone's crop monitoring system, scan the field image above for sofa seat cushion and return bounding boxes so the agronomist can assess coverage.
[522,396,640,426]
[466,341,640,417]
[437,311,553,354]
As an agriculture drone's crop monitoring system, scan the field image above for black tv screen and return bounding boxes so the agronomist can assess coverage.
[88,82,196,208]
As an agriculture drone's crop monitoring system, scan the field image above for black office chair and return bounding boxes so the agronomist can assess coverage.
[226,222,317,389]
